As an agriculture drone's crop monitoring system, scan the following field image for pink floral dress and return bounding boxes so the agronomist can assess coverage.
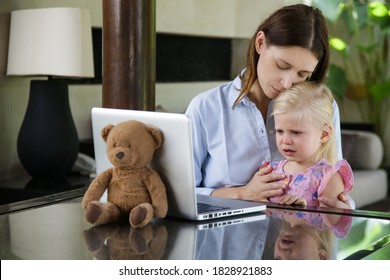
[269,159,354,206]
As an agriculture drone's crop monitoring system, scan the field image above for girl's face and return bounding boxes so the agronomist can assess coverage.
[274,225,328,260]
[256,32,318,99]
[274,114,327,166]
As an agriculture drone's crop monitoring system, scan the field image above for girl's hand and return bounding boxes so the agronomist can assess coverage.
[274,194,307,206]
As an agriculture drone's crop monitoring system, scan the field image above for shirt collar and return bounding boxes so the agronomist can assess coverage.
[229,70,253,108]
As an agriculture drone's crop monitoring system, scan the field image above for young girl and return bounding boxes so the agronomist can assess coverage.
[267,82,354,207]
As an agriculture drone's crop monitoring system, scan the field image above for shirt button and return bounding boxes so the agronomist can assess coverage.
[269,129,274,134]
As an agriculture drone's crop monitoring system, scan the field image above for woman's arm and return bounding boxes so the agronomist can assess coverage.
[211,165,287,201]
[333,100,343,161]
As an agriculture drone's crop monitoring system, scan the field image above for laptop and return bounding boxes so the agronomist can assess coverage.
[91,107,266,220]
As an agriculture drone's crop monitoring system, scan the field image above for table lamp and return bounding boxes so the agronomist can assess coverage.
[6,7,94,178]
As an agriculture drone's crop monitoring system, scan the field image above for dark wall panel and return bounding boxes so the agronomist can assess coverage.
[156,33,231,82]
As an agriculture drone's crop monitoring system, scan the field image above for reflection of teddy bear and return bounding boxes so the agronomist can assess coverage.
[83,222,168,260]
[81,120,168,228]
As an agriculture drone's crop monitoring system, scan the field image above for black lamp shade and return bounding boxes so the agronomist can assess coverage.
[17,80,79,178]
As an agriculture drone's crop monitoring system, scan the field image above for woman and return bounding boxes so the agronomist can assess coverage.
[185,4,350,208]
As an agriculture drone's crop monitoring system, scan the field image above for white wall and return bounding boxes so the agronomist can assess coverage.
[156,0,296,38]
[0,0,298,179]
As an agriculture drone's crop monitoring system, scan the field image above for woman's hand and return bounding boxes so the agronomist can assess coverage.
[211,163,287,201]
[318,192,354,209]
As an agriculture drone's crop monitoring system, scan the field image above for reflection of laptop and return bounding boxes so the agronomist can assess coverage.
[194,212,267,230]
[159,213,268,259]
[91,107,266,220]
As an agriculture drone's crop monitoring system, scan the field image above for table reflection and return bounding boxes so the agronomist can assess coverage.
[83,222,168,260]
[79,209,390,260]
[265,209,352,260]
[193,210,352,260]
[1,197,389,260]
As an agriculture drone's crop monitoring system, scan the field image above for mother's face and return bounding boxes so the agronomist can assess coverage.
[255,32,319,100]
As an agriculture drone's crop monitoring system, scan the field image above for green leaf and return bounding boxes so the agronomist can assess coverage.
[368,1,390,27]
[330,37,348,51]
[326,64,348,101]
[341,2,368,35]
[369,80,390,100]
[369,1,388,18]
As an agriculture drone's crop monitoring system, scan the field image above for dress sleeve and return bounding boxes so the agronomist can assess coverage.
[318,159,354,195]
[324,214,353,238]
[336,159,354,192]
[295,211,352,238]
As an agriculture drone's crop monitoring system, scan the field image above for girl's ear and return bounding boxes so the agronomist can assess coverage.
[320,124,333,143]
[255,31,267,54]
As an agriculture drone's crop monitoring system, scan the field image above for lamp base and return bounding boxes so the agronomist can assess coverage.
[17,80,79,178]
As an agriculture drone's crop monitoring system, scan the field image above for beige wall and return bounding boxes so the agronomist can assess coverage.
[156,0,284,38]
[0,0,296,179]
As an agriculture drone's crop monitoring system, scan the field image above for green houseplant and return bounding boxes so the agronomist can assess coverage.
[312,0,390,143]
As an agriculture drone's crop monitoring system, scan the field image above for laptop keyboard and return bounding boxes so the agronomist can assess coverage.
[197,202,230,213]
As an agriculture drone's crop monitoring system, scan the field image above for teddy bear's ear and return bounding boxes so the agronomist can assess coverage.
[146,126,164,149]
[101,124,114,142]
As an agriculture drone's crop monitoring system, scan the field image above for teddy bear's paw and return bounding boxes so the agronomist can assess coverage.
[83,228,105,252]
[85,202,103,224]
[85,201,122,225]
[129,229,148,253]
[130,203,154,228]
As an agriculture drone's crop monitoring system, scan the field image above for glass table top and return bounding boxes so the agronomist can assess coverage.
[0,196,389,260]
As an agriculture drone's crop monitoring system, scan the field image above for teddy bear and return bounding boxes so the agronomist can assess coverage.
[82,222,168,260]
[81,120,168,228]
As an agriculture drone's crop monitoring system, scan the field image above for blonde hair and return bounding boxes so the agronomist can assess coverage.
[311,228,335,260]
[272,81,337,164]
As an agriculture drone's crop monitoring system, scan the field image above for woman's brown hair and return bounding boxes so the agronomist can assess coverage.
[234,4,329,108]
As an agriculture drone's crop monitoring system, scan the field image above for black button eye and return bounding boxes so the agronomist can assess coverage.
[128,144,132,148]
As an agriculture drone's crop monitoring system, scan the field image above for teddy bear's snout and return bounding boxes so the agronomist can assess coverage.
[116,152,125,159]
